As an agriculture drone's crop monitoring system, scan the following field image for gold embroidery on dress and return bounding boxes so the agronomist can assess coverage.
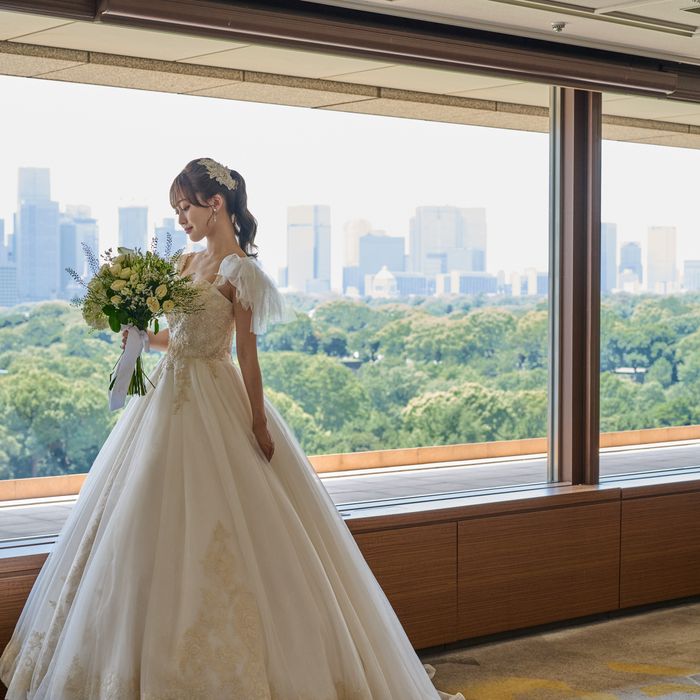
[164,281,234,413]
[0,629,45,694]
[144,520,271,700]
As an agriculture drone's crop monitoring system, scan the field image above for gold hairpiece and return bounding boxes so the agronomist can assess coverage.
[198,158,237,191]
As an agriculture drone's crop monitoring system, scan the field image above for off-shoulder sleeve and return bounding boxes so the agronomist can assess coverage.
[213,253,295,335]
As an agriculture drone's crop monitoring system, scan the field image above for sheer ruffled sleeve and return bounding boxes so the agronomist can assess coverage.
[213,253,295,335]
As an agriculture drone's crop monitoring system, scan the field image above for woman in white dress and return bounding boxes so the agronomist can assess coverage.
[0,158,464,700]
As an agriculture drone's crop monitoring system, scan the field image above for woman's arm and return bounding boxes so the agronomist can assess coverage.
[234,298,274,461]
[148,327,169,351]
[236,328,266,425]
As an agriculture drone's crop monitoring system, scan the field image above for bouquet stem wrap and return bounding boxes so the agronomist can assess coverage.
[109,324,149,411]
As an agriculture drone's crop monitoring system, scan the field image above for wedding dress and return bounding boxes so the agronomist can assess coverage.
[0,252,464,700]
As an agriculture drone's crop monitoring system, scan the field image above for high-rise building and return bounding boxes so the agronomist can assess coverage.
[16,167,60,301]
[59,217,78,295]
[0,218,17,306]
[647,226,676,293]
[601,222,617,293]
[343,218,372,267]
[460,207,487,271]
[119,206,148,251]
[154,217,187,256]
[65,205,99,278]
[619,241,642,286]
[683,260,700,292]
[0,265,19,307]
[286,205,331,294]
[56,206,100,295]
[342,266,362,297]
[357,231,405,295]
[408,206,486,276]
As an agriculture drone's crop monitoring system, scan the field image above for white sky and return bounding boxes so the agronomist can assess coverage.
[1,74,699,291]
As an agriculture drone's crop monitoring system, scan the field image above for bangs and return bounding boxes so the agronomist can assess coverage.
[169,171,205,209]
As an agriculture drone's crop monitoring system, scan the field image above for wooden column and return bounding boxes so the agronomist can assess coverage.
[549,87,602,485]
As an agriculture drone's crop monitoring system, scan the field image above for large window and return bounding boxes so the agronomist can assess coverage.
[0,71,553,523]
[600,94,700,478]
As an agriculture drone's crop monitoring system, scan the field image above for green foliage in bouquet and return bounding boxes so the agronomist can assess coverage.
[66,234,202,334]
[65,233,203,402]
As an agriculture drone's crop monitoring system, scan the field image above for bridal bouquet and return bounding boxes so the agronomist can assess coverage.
[66,234,202,410]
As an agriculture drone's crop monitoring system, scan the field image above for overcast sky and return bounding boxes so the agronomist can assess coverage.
[1,74,699,291]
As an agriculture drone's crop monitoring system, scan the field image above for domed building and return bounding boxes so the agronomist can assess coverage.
[367,265,399,299]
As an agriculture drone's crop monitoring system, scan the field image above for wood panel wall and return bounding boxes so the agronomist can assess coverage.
[1,483,700,675]
[354,522,457,649]
[0,551,48,655]
[457,502,619,638]
[620,488,700,608]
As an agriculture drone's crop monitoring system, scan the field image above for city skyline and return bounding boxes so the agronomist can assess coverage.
[1,165,697,305]
[2,74,700,295]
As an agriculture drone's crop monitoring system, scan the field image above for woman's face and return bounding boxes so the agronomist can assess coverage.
[174,196,214,243]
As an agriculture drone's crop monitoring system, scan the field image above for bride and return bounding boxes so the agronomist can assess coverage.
[0,158,464,700]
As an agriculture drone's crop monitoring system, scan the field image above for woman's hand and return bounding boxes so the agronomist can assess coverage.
[121,329,128,350]
[253,420,274,462]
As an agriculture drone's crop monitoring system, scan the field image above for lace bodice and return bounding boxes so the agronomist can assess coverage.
[165,281,235,364]
[162,252,293,411]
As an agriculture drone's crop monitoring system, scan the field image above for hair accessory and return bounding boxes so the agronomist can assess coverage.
[197,158,237,191]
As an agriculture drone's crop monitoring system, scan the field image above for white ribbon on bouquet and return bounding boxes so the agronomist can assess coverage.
[108,324,150,411]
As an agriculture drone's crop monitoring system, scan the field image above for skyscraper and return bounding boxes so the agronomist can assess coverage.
[59,216,78,295]
[408,206,486,275]
[0,217,17,306]
[619,241,642,285]
[342,218,371,296]
[119,206,148,251]
[683,261,700,292]
[286,205,331,294]
[343,218,372,267]
[600,222,617,294]
[65,205,99,278]
[357,231,405,295]
[16,167,60,301]
[647,226,676,294]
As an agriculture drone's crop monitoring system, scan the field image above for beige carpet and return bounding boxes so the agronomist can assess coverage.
[422,601,700,699]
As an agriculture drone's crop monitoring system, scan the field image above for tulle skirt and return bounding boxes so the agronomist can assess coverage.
[0,356,463,699]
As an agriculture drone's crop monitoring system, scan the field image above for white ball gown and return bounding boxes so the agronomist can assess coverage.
[0,252,464,700]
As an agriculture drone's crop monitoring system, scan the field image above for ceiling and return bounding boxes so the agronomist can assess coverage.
[302,0,700,67]
[1,6,700,141]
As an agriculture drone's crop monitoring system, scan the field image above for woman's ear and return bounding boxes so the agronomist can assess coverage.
[208,193,224,210]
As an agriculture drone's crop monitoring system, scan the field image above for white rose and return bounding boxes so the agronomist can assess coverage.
[110,295,121,305]
[110,263,122,275]
[162,300,175,313]
[110,279,127,291]
[146,296,160,313]
[155,284,168,299]
[119,267,132,279]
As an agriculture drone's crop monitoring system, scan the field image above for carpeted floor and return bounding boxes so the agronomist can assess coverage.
[421,601,700,699]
